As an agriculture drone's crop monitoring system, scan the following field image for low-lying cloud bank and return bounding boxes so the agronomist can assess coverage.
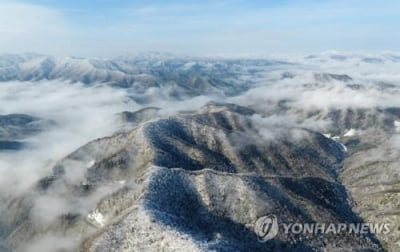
[0,81,135,196]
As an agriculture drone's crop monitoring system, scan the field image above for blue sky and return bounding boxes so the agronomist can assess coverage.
[0,0,399,57]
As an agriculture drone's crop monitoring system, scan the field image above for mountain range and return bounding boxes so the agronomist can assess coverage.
[1,53,400,251]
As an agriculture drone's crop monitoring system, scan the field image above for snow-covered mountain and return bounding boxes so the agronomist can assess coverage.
[1,53,400,251]
[0,54,289,102]
[1,102,383,251]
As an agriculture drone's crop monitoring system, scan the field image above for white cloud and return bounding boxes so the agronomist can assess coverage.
[0,81,136,196]
[0,3,73,55]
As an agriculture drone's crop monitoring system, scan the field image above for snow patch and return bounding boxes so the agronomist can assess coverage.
[87,209,106,227]
[86,160,95,168]
[394,121,400,132]
[344,128,358,137]
[338,143,348,152]
[323,133,347,152]
[323,133,340,140]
